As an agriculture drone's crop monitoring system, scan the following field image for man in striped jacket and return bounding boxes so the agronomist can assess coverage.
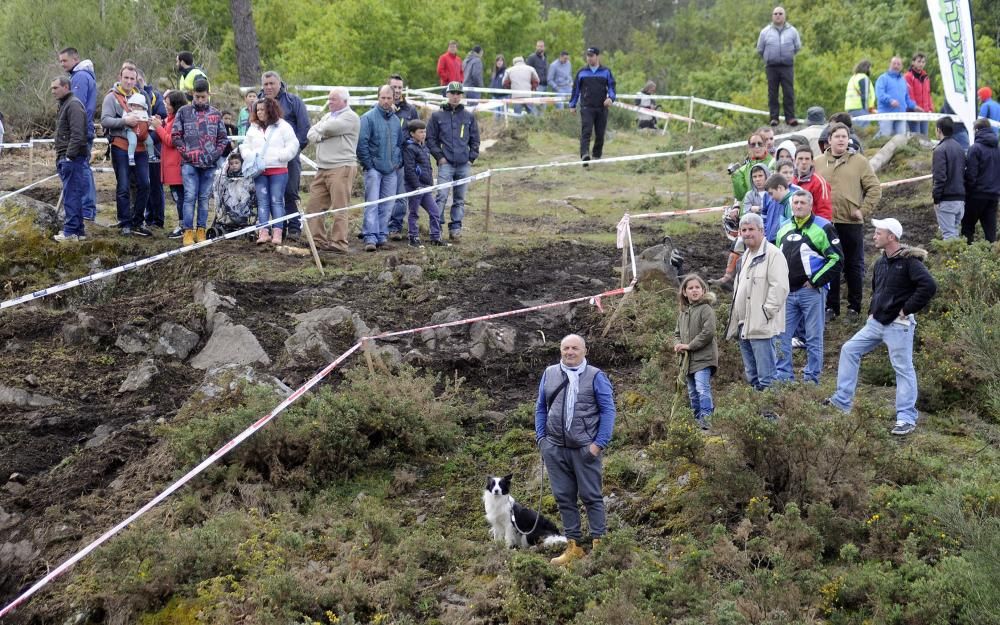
[775,190,842,384]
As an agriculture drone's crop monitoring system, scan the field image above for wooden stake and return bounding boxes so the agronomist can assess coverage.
[484,173,492,239]
[686,146,693,210]
[687,95,695,134]
[299,214,325,276]
[362,339,376,375]
[601,290,633,338]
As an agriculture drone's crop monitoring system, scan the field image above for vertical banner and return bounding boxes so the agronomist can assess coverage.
[928,0,977,136]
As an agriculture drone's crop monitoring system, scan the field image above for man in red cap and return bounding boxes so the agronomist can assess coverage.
[979,86,1000,137]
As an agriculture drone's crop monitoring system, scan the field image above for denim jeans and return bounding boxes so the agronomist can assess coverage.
[686,368,715,419]
[255,172,289,231]
[877,119,907,138]
[554,86,572,110]
[284,154,302,232]
[57,155,88,236]
[111,146,149,229]
[777,286,826,383]
[738,335,778,390]
[181,163,215,229]
[169,184,185,222]
[848,109,869,129]
[407,191,442,240]
[82,138,97,220]
[388,166,406,233]
[935,200,964,240]
[907,120,929,135]
[362,168,397,244]
[829,316,919,424]
[435,161,470,234]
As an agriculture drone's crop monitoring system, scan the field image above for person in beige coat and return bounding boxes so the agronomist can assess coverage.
[725,212,789,390]
[304,87,361,252]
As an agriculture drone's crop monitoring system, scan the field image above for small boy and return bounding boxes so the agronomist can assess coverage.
[741,163,770,217]
[762,173,801,243]
[402,119,445,248]
[125,92,154,166]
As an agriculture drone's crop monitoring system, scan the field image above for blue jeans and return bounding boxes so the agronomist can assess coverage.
[777,287,826,383]
[82,138,97,220]
[111,146,149,229]
[829,316,919,424]
[877,119,907,138]
[145,160,165,227]
[388,166,406,233]
[362,168,397,244]
[686,368,714,419]
[181,164,215,229]
[255,172,289,230]
[907,120,929,135]
[848,109,869,129]
[435,161,471,233]
[169,184,184,222]
[57,155,88,236]
[554,86,572,110]
[738,335,778,390]
[935,200,964,240]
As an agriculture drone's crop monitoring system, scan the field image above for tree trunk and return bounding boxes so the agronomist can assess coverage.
[229,0,261,87]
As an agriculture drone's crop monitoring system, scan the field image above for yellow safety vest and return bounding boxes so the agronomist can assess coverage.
[179,67,208,94]
[845,73,875,111]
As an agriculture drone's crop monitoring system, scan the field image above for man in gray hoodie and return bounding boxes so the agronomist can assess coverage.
[756,6,801,127]
[462,46,484,102]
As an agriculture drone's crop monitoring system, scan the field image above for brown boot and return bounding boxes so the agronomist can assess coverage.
[194,227,207,243]
[271,229,283,245]
[182,229,195,247]
[709,251,740,291]
[550,539,585,566]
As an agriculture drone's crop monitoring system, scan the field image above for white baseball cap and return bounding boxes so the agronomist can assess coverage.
[872,217,903,239]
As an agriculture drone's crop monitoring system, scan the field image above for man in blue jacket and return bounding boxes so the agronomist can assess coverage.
[427,82,480,240]
[875,57,922,137]
[357,85,403,252]
[59,47,97,221]
[260,71,310,239]
[569,47,616,166]
[535,334,616,566]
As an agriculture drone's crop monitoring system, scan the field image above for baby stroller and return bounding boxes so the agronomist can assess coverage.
[207,153,257,240]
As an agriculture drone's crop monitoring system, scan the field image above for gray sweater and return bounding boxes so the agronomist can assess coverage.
[463,53,484,89]
[756,23,801,66]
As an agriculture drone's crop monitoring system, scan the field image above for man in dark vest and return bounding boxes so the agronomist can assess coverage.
[534,334,616,566]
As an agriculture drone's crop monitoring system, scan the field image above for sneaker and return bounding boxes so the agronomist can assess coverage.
[364,243,377,252]
[120,227,132,236]
[448,229,462,241]
[582,154,591,168]
[168,226,184,239]
[792,337,806,349]
[769,119,779,127]
[825,308,838,323]
[408,238,424,248]
[128,159,136,166]
[132,226,152,237]
[844,309,861,323]
[428,239,449,247]
[390,231,404,241]
[890,421,916,436]
[53,233,81,242]
[694,416,709,431]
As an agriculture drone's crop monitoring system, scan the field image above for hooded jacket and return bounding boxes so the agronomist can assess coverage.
[437,51,463,86]
[153,113,183,185]
[256,82,310,151]
[814,149,882,224]
[732,155,775,202]
[931,135,966,203]
[876,70,916,113]
[171,101,230,169]
[775,139,797,161]
[240,119,302,170]
[402,138,434,191]
[756,23,801,66]
[357,105,403,174]
[462,52,484,89]
[741,163,771,215]
[54,93,88,161]
[427,102,480,166]
[69,59,97,139]
[869,245,937,325]
[674,292,719,375]
[964,127,1000,199]
[762,184,802,243]
[905,67,933,112]
[725,240,789,340]
[792,168,833,221]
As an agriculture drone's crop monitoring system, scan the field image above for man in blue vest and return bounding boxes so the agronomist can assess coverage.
[535,334,616,566]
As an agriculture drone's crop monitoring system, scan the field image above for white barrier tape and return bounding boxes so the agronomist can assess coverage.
[691,97,773,117]
[0,340,363,621]
[612,101,723,129]
[630,205,728,220]
[293,85,382,92]
[0,174,60,202]
[853,112,1000,127]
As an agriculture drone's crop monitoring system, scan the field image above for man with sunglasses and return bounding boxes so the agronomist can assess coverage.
[757,6,801,127]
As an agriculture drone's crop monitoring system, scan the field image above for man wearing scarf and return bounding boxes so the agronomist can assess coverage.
[535,334,616,566]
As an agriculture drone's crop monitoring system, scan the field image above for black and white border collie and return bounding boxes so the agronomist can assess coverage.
[483,474,566,548]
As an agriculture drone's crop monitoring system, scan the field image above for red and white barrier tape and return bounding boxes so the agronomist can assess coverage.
[612,101,723,129]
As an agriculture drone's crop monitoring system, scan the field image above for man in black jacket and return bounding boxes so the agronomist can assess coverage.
[932,116,966,240]
[962,118,1000,243]
[427,82,480,240]
[825,218,937,436]
[569,47,616,165]
[51,76,89,242]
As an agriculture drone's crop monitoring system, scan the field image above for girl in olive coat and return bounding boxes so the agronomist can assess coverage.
[673,274,719,429]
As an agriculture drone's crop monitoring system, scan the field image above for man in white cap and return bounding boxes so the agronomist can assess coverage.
[824,218,937,435]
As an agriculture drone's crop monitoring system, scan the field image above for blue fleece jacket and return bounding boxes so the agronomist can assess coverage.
[69,60,97,139]
[876,70,917,113]
[357,105,402,174]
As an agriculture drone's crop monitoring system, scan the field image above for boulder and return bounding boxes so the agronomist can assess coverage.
[193,281,236,331]
[84,424,114,449]
[62,311,111,346]
[0,506,23,531]
[189,322,270,370]
[635,241,681,287]
[284,307,370,364]
[0,193,59,234]
[0,540,38,566]
[469,321,517,360]
[396,264,423,287]
[0,385,59,409]
[118,359,159,393]
[195,364,292,401]
[153,322,199,360]
[115,326,152,354]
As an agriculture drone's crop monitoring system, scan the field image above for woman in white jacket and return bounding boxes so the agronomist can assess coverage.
[240,97,299,244]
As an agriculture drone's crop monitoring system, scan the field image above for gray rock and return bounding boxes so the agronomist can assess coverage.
[403,349,430,366]
[396,264,423,287]
[0,193,59,233]
[427,307,465,341]
[0,385,59,409]
[475,261,495,270]
[23,374,40,387]
[4,339,23,353]
[377,270,395,283]
[84,424,115,449]
[0,540,38,566]
[0,506,23,531]
[469,321,517,360]
[375,345,402,366]
[194,281,236,331]
[2,481,26,495]
[284,307,371,365]
[190,323,270,370]
[62,311,110,345]
[153,322,199,360]
[115,326,152,354]
[196,364,292,401]
[118,359,159,393]
[7,473,26,484]
[635,241,680,287]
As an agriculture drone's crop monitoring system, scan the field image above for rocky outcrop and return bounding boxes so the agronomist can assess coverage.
[153,322,199,360]
[284,307,371,365]
[118,359,159,393]
[0,385,59,409]
[189,320,269,370]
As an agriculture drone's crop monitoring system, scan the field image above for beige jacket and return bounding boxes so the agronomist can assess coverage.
[725,241,789,340]
[814,149,882,224]
[307,106,361,169]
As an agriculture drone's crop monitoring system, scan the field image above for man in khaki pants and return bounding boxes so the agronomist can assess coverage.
[305,87,360,252]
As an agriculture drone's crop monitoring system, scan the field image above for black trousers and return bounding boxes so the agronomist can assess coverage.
[765,64,796,122]
[961,196,998,243]
[829,222,864,315]
[580,106,609,159]
[285,154,302,232]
